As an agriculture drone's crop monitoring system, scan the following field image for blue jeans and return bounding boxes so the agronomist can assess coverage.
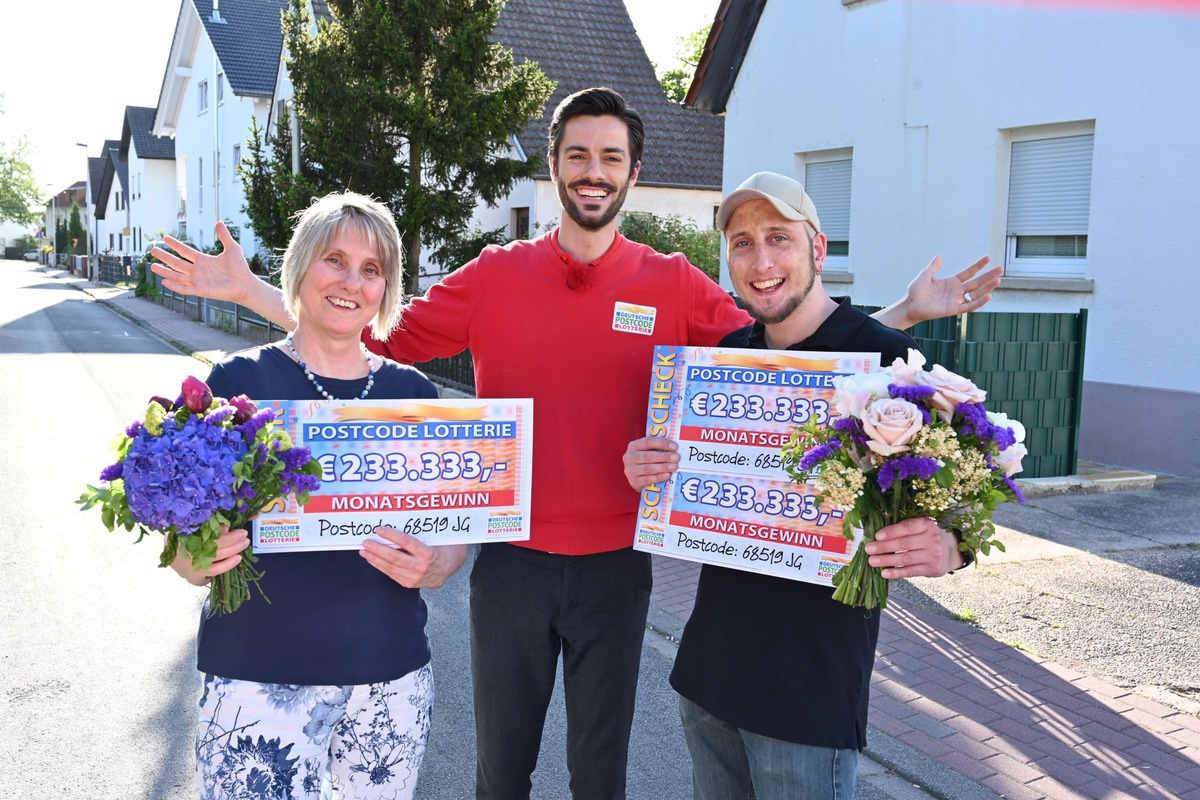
[470,543,652,799]
[679,696,859,800]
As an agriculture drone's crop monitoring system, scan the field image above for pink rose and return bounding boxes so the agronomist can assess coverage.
[886,349,927,387]
[995,442,1027,476]
[861,398,925,456]
[919,365,986,422]
[833,371,892,419]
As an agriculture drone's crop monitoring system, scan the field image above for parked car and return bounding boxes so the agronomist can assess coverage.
[23,250,39,262]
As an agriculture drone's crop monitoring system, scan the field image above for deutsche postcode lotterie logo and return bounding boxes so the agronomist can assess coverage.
[258,519,302,545]
[612,302,656,335]
[487,512,524,536]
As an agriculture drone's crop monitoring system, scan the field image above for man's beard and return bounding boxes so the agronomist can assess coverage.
[558,178,630,231]
[743,259,816,326]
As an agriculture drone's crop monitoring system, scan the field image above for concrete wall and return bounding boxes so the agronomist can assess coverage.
[722,0,1200,475]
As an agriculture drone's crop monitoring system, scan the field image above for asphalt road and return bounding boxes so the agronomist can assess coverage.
[0,262,696,798]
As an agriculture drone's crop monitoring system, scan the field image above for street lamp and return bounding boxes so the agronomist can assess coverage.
[46,183,56,267]
[76,143,92,279]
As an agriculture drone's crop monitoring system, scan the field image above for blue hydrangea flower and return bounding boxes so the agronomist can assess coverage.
[121,416,247,534]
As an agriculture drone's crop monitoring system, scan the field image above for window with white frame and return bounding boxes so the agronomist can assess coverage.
[232,144,241,179]
[198,80,209,114]
[799,150,852,272]
[1005,128,1094,278]
[217,73,224,104]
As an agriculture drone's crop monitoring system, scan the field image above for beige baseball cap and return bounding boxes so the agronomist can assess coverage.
[716,171,821,233]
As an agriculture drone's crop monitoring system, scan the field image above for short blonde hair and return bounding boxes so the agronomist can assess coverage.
[280,192,404,339]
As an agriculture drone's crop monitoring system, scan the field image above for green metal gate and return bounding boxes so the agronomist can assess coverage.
[901,310,1088,479]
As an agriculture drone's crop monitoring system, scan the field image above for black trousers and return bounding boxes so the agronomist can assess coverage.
[469,542,653,800]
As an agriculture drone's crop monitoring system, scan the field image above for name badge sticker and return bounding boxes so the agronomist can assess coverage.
[613,302,656,335]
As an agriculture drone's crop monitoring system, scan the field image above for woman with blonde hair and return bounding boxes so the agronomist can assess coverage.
[157,192,466,799]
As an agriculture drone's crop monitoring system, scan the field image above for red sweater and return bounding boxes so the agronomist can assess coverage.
[366,230,750,555]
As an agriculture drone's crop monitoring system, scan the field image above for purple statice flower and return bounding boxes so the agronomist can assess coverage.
[889,383,936,402]
[993,426,1017,451]
[877,455,941,493]
[204,405,236,425]
[278,446,320,495]
[832,415,870,448]
[798,439,843,472]
[237,408,278,443]
[100,462,124,482]
[955,401,994,440]
[125,420,145,438]
[1002,474,1026,503]
[121,415,248,534]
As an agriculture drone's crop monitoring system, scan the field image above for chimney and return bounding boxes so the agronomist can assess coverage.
[212,0,220,22]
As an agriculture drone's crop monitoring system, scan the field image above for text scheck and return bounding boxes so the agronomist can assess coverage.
[647,349,678,437]
[303,421,517,441]
[686,366,845,388]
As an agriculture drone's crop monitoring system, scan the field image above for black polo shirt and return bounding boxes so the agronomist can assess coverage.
[669,298,919,749]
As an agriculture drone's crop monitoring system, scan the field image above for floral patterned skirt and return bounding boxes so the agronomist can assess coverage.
[195,665,434,800]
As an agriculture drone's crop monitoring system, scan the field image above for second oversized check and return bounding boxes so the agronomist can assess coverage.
[253,398,532,552]
[633,345,879,586]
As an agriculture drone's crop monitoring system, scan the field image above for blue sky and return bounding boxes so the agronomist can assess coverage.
[1,0,718,199]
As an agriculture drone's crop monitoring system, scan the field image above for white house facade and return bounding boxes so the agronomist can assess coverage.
[696,0,1200,477]
[120,106,179,252]
[153,0,286,253]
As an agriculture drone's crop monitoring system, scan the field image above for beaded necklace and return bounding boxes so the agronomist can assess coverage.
[285,332,376,401]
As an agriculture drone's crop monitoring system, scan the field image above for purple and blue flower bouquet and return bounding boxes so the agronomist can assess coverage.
[78,376,322,615]
[782,350,1024,609]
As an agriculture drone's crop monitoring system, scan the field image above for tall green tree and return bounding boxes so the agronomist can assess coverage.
[659,24,710,104]
[68,201,85,255]
[259,0,554,294]
[240,108,317,269]
[0,99,41,226]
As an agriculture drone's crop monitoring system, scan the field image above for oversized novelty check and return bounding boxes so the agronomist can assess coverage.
[633,345,879,585]
[252,398,532,552]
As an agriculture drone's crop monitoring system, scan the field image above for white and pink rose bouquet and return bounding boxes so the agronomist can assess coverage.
[782,350,1024,609]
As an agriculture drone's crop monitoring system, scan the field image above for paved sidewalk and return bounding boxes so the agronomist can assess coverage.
[48,266,1200,799]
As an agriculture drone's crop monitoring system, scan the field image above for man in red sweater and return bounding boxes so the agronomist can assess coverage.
[152,87,999,799]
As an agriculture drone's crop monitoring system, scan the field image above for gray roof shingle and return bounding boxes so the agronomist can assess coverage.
[193,0,289,98]
[493,0,724,189]
[121,106,176,161]
[88,156,107,205]
[94,140,123,220]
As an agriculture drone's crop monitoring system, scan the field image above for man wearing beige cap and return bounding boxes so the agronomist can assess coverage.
[623,172,969,799]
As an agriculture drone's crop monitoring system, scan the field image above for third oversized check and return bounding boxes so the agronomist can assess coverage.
[633,345,879,586]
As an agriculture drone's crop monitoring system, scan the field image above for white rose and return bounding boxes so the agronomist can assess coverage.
[988,411,1026,444]
[833,371,893,419]
[861,397,925,457]
[995,442,1027,476]
[919,364,986,422]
